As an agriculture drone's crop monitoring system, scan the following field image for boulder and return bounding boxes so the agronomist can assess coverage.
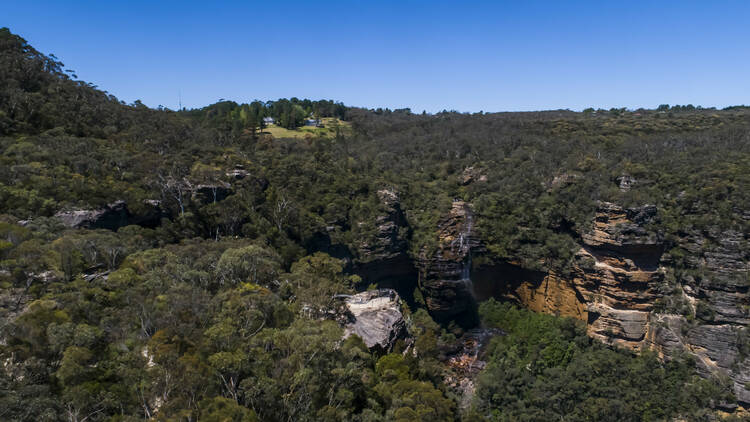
[342,289,407,352]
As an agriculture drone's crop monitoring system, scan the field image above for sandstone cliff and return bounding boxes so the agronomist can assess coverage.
[353,189,418,301]
[418,201,482,323]
[468,201,750,409]
[345,193,750,409]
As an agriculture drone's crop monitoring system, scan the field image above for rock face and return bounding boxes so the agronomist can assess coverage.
[473,264,588,321]
[654,227,750,407]
[418,201,482,323]
[580,202,661,254]
[444,328,503,411]
[616,175,637,191]
[474,202,663,348]
[191,183,232,204]
[367,194,749,410]
[354,189,417,300]
[573,202,664,350]
[342,289,407,352]
[470,201,750,409]
[546,172,581,190]
[56,200,130,230]
[55,200,166,230]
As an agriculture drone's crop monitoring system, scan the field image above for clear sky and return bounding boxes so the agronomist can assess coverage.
[4,1,750,112]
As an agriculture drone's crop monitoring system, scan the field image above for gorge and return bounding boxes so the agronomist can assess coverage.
[352,185,750,411]
[2,26,750,421]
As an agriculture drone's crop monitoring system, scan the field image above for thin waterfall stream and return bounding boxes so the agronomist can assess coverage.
[459,210,475,298]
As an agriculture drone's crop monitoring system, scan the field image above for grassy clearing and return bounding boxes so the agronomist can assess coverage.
[260,117,352,139]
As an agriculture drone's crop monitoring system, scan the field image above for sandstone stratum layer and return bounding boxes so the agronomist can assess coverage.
[469,201,750,410]
[348,188,749,410]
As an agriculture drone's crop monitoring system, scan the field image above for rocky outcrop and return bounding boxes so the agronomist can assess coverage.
[225,165,250,180]
[342,289,407,352]
[381,192,749,410]
[674,229,750,324]
[55,200,166,230]
[191,183,232,204]
[353,189,417,300]
[573,245,663,350]
[56,200,130,230]
[469,202,662,348]
[467,201,750,409]
[546,172,582,190]
[616,175,637,191]
[580,202,661,252]
[652,227,750,406]
[418,201,482,323]
[460,167,487,186]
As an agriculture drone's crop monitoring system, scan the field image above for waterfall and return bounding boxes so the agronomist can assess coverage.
[460,211,475,300]
[461,254,471,280]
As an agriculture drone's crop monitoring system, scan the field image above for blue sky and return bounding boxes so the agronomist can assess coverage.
[4,1,750,112]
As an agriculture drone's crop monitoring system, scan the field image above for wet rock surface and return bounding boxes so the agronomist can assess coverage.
[443,328,504,411]
[418,201,482,323]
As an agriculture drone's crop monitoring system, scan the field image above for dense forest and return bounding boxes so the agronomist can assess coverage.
[2,27,750,421]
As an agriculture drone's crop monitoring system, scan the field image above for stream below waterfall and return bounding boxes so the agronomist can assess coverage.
[443,327,505,410]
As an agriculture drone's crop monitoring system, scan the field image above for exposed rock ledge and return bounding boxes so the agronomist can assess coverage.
[342,289,407,352]
[55,200,166,230]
